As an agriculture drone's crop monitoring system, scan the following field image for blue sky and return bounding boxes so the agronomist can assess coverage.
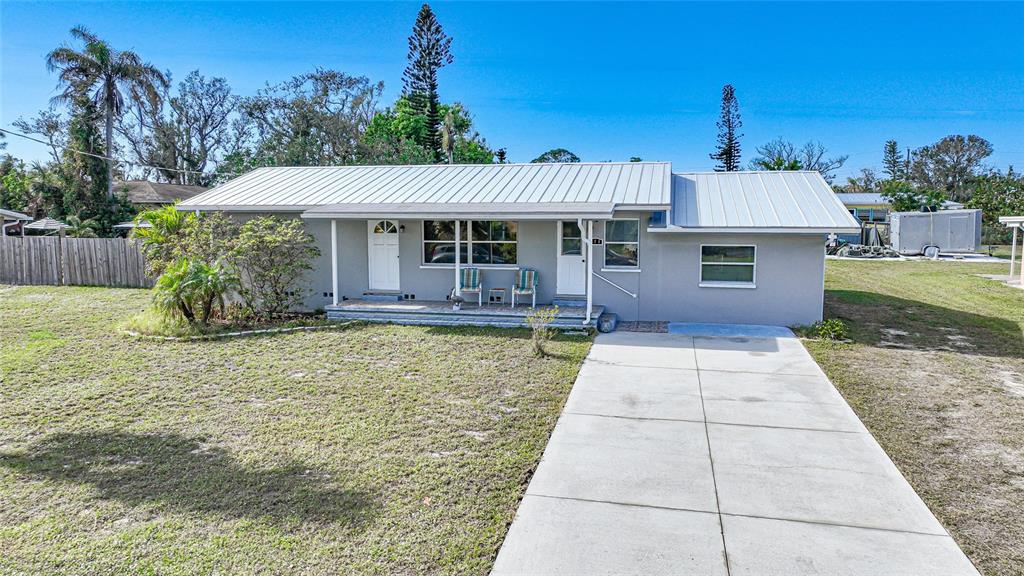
[2,1,1022,179]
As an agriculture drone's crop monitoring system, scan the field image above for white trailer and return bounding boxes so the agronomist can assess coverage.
[889,209,982,255]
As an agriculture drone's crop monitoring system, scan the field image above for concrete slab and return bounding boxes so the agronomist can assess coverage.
[722,515,980,576]
[693,335,823,376]
[708,423,947,535]
[491,495,728,576]
[588,331,696,370]
[669,322,795,339]
[699,370,866,432]
[493,328,976,575]
[528,413,718,512]
[564,362,704,421]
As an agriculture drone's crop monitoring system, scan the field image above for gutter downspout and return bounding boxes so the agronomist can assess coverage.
[578,218,594,325]
[2,221,21,236]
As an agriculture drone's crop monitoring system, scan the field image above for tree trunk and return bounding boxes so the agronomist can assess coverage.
[105,108,114,201]
[202,295,214,324]
[179,300,194,321]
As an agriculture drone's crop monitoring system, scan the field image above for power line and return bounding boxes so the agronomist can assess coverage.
[0,127,238,177]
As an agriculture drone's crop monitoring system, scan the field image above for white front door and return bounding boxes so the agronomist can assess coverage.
[556,220,586,295]
[367,220,400,291]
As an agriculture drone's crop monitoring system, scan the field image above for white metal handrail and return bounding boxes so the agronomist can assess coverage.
[594,272,637,299]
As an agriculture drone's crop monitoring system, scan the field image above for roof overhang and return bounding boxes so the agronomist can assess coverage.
[177,204,310,213]
[0,208,32,221]
[649,225,861,235]
[301,202,617,220]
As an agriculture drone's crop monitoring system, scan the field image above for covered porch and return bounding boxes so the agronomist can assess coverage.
[302,202,626,328]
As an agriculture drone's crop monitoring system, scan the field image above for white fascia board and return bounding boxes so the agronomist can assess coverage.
[301,211,615,220]
[176,204,312,213]
[648,226,862,235]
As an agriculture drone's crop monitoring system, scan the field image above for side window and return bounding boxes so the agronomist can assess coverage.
[604,219,639,267]
[700,245,755,286]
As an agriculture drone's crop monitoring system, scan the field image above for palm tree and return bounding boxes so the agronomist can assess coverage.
[46,26,168,201]
[65,214,99,238]
[133,203,193,276]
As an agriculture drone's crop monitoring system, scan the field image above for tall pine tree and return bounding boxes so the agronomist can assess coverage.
[710,84,742,171]
[882,140,905,180]
[402,4,453,163]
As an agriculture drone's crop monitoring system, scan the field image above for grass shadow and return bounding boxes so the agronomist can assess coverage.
[0,431,378,527]
[825,289,1024,359]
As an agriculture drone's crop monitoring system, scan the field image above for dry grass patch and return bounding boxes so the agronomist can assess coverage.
[804,260,1024,575]
[0,285,590,575]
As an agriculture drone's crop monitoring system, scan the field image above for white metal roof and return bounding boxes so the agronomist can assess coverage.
[303,202,615,220]
[668,171,861,233]
[834,193,888,206]
[179,162,672,212]
[0,208,31,221]
[836,192,964,209]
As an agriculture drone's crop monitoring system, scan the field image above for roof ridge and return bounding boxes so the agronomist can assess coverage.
[252,161,672,170]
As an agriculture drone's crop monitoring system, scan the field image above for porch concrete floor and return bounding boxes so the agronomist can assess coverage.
[327,300,602,318]
[491,327,979,576]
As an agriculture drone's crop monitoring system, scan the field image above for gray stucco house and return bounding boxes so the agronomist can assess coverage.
[178,162,859,327]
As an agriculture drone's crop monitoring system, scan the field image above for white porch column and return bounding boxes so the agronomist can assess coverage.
[1011,225,1018,278]
[1018,225,1023,286]
[454,219,461,296]
[330,219,338,306]
[585,220,594,325]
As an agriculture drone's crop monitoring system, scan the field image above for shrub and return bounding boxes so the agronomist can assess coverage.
[812,318,848,341]
[231,216,320,320]
[526,306,560,357]
[152,258,237,325]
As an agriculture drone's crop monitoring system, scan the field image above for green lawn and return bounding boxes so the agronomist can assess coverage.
[0,285,590,575]
[803,259,1024,576]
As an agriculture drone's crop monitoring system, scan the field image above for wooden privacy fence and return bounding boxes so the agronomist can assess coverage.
[0,236,153,288]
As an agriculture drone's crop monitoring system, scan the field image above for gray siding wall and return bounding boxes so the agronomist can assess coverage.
[229,212,825,326]
[589,211,826,326]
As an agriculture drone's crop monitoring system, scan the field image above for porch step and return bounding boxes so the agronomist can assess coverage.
[326,310,594,330]
[360,293,403,302]
[552,297,587,308]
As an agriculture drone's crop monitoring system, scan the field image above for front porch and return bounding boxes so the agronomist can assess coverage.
[326,299,604,330]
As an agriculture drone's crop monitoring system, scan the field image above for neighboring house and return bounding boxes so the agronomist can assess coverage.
[1,208,32,236]
[835,192,964,224]
[178,163,859,326]
[116,180,207,207]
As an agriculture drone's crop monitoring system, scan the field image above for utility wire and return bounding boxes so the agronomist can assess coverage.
[0,127,239,177]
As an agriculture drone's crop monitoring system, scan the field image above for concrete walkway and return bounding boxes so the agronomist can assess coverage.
[492,327,979,576]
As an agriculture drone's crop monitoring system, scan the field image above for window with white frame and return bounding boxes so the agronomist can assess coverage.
[604,219,640,267]
[422,220,517,265]
[700,245,756,285]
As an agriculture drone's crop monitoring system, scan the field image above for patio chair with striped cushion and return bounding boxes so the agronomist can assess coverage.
[512,268,538,308]
[460,267,483,306]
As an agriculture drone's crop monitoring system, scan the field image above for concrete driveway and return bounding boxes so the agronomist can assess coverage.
[492,325,979,576]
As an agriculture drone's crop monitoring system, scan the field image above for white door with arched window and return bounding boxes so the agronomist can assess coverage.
[367,220,400,291]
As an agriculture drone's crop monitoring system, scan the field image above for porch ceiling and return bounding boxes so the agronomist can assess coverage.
[300,201,618,220]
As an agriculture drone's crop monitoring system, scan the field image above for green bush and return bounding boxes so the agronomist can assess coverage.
[231,216,320,320]
[812,318,848,341]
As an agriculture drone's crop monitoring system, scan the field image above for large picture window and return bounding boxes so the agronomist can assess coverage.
[700,245,756,285]
[422,220,517,265]
[604,219,639,268]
